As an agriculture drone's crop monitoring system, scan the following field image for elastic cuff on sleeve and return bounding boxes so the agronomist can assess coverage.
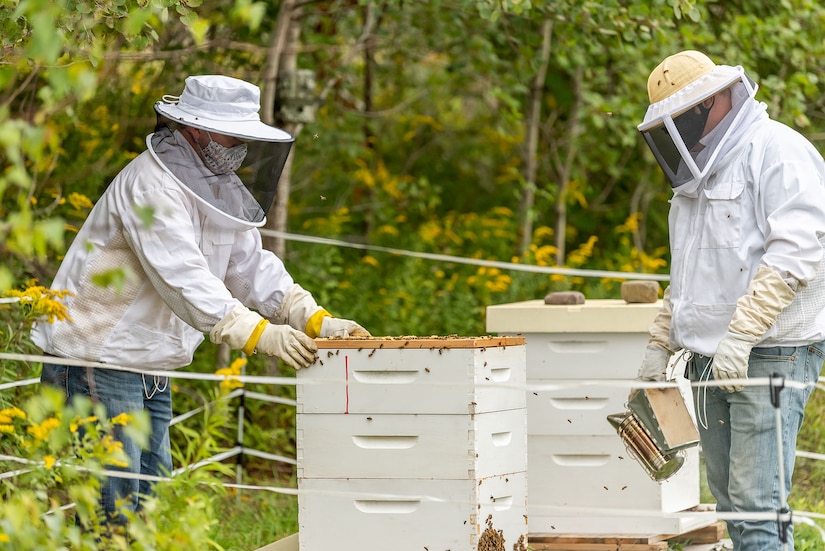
[242,319,270,355]
[305,309,332,338]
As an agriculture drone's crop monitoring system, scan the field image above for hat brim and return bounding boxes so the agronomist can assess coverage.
[155,102,294,143]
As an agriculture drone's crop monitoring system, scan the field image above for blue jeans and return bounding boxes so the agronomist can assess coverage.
[687,342,825,551]
[40,363,172,524]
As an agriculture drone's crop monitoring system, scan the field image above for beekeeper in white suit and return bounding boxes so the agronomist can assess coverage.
[635,51,825,550]
[33,75,369,524]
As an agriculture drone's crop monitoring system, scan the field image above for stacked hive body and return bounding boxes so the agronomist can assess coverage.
[486,300,707,536]
[296,336,529,551]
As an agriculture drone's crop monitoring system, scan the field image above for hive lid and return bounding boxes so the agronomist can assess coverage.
[486,299,663,333]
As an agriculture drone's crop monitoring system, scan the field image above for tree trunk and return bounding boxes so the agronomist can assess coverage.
[553,65,583,265]
[260,0,302,259]
[518,18,553,257]
[259,0,302,374]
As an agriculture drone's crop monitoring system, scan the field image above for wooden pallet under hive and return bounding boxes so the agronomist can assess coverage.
[528,521,726,551]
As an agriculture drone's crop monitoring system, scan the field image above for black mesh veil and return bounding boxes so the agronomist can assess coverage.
[150,116,293,226]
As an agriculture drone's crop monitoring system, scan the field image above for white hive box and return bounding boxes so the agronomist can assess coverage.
[299,474,528,551]
[486,299,706,536]
[298,337,526,415]
[298,408,527,479]
[297,337,529,551]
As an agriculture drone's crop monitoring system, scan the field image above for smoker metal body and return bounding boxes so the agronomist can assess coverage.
[608,386,700,482]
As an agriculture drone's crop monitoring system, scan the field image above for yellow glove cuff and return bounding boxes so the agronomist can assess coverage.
[242,319,270,355]
[305,309,332,338]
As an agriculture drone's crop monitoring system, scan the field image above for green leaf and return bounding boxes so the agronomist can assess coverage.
[90,267,133,293]
[135,205,156,229]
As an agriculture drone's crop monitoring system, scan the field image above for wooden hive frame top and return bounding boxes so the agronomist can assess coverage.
[314,335,525,349]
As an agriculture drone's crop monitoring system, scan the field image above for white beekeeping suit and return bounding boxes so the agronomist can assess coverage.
[635,51,825,387]
[634,50,825,551]
[33,75,369,371]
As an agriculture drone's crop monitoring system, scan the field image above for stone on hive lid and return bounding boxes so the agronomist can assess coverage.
[621,280,660,304]
[544,291,585,305]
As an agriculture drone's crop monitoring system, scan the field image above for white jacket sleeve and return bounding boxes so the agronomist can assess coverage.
[636,286,674,381]
[271,284,330,337]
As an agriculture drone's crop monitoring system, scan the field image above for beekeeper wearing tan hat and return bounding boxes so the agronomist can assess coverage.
[33,75,369,524]
[634,50,825,550]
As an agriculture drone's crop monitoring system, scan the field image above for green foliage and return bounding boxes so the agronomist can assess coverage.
[3,0,825,548]
[0,294,237,549]
[0,386,210,550]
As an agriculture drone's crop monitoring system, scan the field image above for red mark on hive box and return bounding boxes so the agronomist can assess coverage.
[345,355,349,414]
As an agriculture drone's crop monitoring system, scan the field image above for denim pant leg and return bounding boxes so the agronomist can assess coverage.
[689,342,824,551]
[41,364,173,522]
[138,375,172,501]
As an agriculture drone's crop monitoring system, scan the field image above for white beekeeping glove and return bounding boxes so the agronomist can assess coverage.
[636,286,674,382]
[274,284,370,338]
[319,317,371,338]
[211,304,318,370]
[712,266,797,392]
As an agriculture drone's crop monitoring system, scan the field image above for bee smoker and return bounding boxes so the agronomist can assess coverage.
[607,386,700,482]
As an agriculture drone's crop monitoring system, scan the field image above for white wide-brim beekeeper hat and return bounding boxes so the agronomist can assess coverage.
[154,75,293,143]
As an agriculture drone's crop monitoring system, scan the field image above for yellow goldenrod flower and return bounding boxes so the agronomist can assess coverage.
[70,414,98,433]
[110,413,132,426]
[102,435,123,455]
[0,425,14,433]
[377,225,399,237]
[0,406,26,420]
[27,417,60,441]
[216,357,246,392]
[43,455,56,469]
[616,212,641,234]
[68,192,94,211]
[0,533,9,543]
[3,283,74,324]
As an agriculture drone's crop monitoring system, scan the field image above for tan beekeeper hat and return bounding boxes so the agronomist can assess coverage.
[647,50,717,104]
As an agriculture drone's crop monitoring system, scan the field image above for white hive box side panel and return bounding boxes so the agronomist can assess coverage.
[298,474,528,551]
[297,408,528,480]
[527,435,699,511]
[528,369,695,437]
[297,337,527,415]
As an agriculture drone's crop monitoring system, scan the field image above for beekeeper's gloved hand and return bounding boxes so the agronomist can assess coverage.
[319,317,371,338]
[713,266,796,393]
[275,284,371,339]
[256,324,318,369]
[631,286,673,401]
[637,344,671,382]
[211,304,318,370]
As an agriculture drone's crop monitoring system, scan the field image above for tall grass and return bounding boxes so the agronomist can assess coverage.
[211,488,298,551]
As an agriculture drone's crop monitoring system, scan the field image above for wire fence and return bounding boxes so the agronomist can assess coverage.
[2,233,825,549]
